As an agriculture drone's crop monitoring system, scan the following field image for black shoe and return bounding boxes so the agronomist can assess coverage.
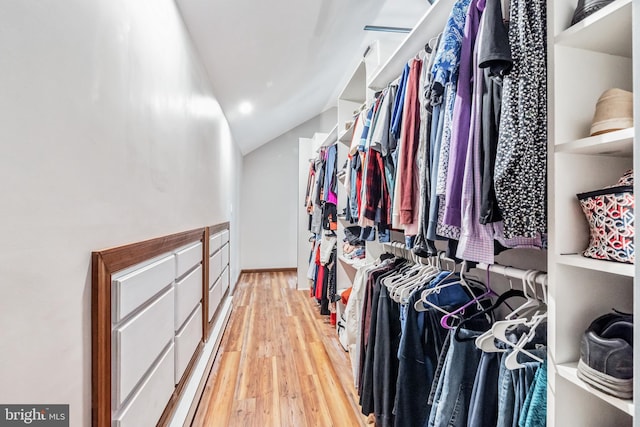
[577,311,633,399]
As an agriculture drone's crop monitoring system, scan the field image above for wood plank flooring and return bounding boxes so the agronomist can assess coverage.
[192,271,370,427]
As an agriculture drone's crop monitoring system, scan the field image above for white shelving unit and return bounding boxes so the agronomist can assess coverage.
[318,124,338,149]
[336,62,367,290]
[367,0,456,90]
[548,0,636,425]
[556,362,634,416]
[555,128,634,156]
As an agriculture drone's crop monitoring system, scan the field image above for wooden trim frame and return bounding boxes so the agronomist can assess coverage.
[209,221,230,236]
[92,227,206,427]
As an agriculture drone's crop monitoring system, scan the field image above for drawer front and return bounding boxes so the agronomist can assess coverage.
[209,233,222,256]
[175,242,202,278]
[174,305,203,384]
[174,265,202,330]
[221,230,230,244]
[208,278,221,322]
[209,251,222,287]
[114,288,175,406]
[221,267,230,294]
[112,255,175,322]
[113,342,175,427]
[221,243,229,268]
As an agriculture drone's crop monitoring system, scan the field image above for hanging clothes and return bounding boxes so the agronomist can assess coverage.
[442,0,483,229]
[398,58,423,233]
[494,0,547,240]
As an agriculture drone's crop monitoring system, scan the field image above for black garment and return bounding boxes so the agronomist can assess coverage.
[319,263,330,315]
[359,273,385,414]
[327,250,337,304]
[372,286,401,427]
[394,291,449,427]
[357,264,399,396]
[359,267,401,414]
[478,0,512,224]
[322,203,337,231]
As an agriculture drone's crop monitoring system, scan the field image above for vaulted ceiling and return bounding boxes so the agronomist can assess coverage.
[176,0,428,154]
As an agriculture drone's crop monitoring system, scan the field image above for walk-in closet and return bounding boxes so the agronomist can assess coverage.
[0,0,636,426]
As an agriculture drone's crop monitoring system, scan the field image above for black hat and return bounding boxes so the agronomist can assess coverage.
[571,0,614,25]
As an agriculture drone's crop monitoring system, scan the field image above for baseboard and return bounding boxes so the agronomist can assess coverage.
[168,296,233,427]
[241,267,297,274]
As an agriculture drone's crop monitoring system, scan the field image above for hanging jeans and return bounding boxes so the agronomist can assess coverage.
[394,297,449,427]
[426,329,483,427]
[518,360,547,427]
[467,351,501,427]
[496,349,545,427]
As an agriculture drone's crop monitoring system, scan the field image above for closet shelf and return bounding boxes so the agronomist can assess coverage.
[554,0,631,58]
[557,362,634,415]
[339,123,355,145]
[318,124,339,149]
[367,0,456,90]
[557,254,634,277]
[339,62,367,103]
[338,255,365,269]
[555,128,633,157]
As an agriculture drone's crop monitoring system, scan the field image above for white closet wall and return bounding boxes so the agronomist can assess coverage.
[242,109,336,271]
[0,1,242,426]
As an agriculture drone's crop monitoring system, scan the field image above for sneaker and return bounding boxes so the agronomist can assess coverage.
[577,312,633,399]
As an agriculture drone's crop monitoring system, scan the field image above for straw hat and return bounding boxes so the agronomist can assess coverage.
[590,88,633,136]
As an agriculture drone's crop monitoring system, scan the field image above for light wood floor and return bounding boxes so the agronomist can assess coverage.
[192,271,370,427]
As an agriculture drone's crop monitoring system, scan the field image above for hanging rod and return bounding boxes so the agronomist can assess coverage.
[476,263,547,287]
[381,242,547,286]
[363,25,412,33]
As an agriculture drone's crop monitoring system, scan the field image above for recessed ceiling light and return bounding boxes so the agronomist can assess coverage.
[239,101,253,115]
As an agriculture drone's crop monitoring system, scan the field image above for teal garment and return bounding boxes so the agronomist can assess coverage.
[518,360,547,427]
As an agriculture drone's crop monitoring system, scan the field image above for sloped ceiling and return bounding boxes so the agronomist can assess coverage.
[177,0,428,154]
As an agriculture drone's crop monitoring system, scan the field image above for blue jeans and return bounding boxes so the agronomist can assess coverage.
[496,349,545,427]
[426,329,483,427]
[467,351,501,427]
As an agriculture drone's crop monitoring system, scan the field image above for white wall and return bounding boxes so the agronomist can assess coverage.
[240,109,336,270]
[0,1,242,426]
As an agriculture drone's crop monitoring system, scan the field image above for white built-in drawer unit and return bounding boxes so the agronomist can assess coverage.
[174,265,202,330]
[174,305,203,384]
[112,255,175,322]
[209,233,223,256]
[113,288,175,406]
[174,242,202,278]
[208,278,222,322]
[221,230,229,245]
[220,243,229,268]
[113,342,175,427]
[209,251,222,287]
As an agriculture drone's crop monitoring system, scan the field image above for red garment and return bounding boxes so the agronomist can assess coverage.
[399,58,423,224]
[356,151,364,213]
[341,287,353,305]
[315,262,324,300]
[362,148,389,225]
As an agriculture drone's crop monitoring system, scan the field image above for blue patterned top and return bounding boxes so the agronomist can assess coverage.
[430,0,472,87]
